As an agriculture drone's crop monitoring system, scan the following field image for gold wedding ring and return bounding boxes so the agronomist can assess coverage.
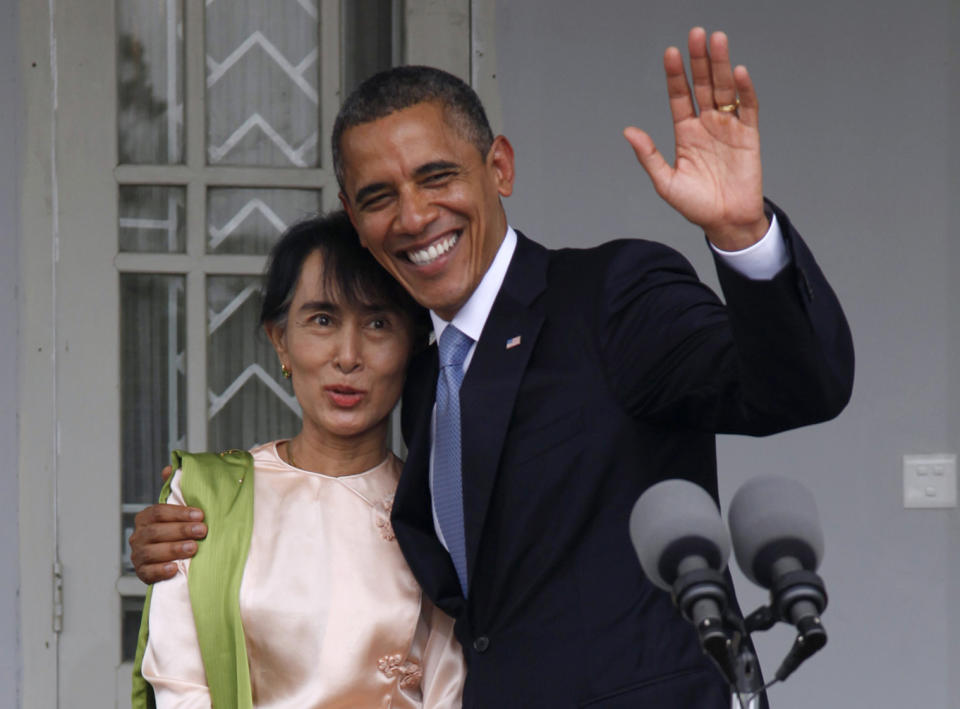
[717,98,740,113]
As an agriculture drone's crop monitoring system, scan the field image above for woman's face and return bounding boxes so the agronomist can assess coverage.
[266,250,414,446]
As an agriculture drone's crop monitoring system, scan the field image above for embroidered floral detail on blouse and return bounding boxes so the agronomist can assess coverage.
[377,654,422,689]
[374,494,395,541]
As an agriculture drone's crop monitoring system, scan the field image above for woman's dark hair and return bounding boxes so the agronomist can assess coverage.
[259,210,430,348]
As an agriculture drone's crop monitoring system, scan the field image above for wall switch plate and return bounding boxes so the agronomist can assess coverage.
[903,454,957,508]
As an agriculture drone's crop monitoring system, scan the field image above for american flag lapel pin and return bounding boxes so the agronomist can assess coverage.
[506,335,522,350]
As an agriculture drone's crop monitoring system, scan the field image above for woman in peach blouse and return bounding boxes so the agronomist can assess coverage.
[134,211,464,708]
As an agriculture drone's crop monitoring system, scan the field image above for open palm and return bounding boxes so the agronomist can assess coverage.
[624,28,768,251]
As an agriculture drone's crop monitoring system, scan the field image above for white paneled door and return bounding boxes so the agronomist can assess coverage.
[19,0,473,704]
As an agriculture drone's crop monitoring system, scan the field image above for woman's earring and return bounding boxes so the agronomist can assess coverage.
[281,364,291,379]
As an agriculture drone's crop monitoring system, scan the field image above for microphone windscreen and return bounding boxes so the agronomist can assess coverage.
[728,476,824,588]
[630,479,730,591]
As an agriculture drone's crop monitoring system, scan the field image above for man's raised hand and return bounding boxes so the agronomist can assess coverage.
[624,28,768,251]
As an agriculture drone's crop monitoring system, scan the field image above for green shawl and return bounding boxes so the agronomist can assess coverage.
[131,449,255,708]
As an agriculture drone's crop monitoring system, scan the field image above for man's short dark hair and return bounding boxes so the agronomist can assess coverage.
[332,65,494,191]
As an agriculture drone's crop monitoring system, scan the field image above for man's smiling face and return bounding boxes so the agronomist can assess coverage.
[339,101,514,321]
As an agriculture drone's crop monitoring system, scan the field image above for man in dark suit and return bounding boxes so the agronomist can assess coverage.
[132,28,853,707]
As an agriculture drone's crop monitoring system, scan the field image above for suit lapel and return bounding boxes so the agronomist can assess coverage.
[460,233,548,593]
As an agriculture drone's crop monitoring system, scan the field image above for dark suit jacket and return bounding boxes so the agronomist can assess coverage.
[392,202,854,708]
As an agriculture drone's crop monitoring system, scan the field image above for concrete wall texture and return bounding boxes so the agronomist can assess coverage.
[1,0,22,705]
[494,1,959,707]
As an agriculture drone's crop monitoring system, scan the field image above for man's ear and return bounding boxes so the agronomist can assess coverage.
[338,192,367,247]
[488,135,515,198]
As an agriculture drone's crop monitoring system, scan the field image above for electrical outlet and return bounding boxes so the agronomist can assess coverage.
[903,454,957,508]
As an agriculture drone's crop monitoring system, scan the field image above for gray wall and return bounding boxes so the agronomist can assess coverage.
[495,1,958,706]
[0,0,21,706]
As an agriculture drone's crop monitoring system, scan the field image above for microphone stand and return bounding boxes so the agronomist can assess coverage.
[722,607,764,709]
[672,569,765,708]
[729,642,763,709]
[732,691,762,709]
[728,568,829,709]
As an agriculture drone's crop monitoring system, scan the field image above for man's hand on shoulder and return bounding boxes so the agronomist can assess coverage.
[129,465,208,584]
[623,27,768,251]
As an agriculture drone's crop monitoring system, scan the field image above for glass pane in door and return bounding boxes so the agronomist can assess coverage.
[343,0,396,93]
[207,187,321,255]
[119,185,186,253]
[117,0,184,164]
[205,0,321,167]
[207,275,302,452]
[119,274,186,573]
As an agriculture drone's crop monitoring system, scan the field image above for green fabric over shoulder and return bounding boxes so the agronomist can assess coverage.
[131,449,256,709]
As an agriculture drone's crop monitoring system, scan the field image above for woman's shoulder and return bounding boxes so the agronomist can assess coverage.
[172,448,255,479]
[248,440,283,463]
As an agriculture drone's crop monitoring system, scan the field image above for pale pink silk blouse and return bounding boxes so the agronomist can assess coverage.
[141,441,465,708]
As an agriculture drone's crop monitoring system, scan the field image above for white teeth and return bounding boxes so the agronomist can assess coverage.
[407,232,459,265]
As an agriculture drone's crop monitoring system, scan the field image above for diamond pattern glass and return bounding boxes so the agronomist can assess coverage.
[205,0,321,167]
[207,187,321,255]
[207,275,302,452]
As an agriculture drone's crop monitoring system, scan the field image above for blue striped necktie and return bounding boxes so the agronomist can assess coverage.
[434,325,473,596]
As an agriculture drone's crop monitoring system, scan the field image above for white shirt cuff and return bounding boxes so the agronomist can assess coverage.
[709,213,789,280]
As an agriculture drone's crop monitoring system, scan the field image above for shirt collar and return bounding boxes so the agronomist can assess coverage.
[429,226,518,344]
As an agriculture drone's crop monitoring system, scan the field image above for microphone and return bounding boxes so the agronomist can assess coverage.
[630,479,735,681]
[728,476,829,681]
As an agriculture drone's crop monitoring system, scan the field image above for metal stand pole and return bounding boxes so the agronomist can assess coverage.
[728,639,764,709]
[731,691,761,709]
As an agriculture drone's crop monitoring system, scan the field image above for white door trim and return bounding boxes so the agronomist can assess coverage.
[18,0,60,705]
